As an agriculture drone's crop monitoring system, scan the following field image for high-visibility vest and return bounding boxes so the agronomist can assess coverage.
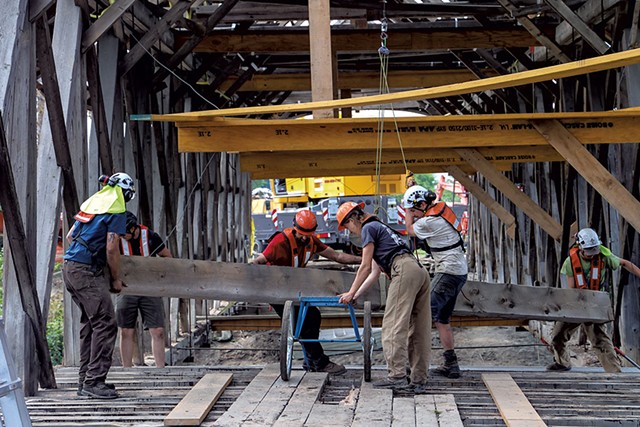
[121,225,150,256]
[423,202,464,252]
[282,228,316,268]
[569,246,604,290]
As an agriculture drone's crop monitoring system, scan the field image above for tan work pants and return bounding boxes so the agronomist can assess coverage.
[381,254,431,384]
[551,321,621,373]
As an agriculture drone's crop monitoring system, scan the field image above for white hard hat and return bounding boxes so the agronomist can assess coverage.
[402,185,436,209]
[109,172,136,202]
[576,228,601,255]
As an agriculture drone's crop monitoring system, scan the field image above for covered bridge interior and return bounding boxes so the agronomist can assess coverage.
[1,0,640,423]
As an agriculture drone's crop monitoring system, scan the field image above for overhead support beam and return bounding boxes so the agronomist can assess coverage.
[543,0,611,55]
[219,69,489,92]
[184,27,542,54]
[119,0,195,75]
[531,119,640,234]
[120,257,613,324]
[81,0,136,52]
[308,0,334,119]
[497,0,572,63]
[240,146,562,179]
[146,47,640,120]
[174,111,640,153]
[455,148,563,241]
[555,0,624,46]
[445,166,517,240]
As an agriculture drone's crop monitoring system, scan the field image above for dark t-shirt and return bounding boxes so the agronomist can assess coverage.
[361,219,410,274]
[124,228,166,257]
[262,231,328,267]
[64,213,127,265]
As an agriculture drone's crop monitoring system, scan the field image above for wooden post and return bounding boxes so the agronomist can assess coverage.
[308,0,335,118]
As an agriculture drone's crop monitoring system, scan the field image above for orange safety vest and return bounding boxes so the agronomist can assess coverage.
[121,225,150,256]
[569,246,605,290]
[423,202,464,252]
[282,228,316,268]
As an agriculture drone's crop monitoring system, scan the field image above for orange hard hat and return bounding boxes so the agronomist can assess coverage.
[337,201,365,230]
[293,210,318,236]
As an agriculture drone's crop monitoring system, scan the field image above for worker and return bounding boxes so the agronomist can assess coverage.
[63,172,136,399]
[403,185,467,379]
[116,211,172,368]
[547,228,640,373]
[252,209,361,375]
[337,201,430,394]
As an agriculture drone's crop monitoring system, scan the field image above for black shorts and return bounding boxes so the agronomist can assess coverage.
[431,273,467,324]
[116,295,165,329]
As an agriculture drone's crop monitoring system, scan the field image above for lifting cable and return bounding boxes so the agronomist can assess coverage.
[375,1,411,217]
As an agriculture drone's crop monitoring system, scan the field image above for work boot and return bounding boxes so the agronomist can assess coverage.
[433,350,461,379]
[81,382,119,399]
[317,361,347,375]
[546,362,571,372]
[373,376,411,391]
[77,382,115,396]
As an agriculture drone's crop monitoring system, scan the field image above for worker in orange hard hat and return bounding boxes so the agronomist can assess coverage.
[337,201,430,394]
[252,209,362,374]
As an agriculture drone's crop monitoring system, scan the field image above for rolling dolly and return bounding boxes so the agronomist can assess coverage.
[279,296,373,382]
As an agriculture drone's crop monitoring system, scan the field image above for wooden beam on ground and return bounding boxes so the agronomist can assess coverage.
[446,165,517,239]
[0,112,56,388]
[184,27,541,54]
[121,257,612,323]
[240,146,562,179]
[482,373,547,427]
[81,0,136,52]
[120,256,381,307]
[143,46,640,121]
[455,148,563,241]
[219,69,490,92]
[531,119,640,234]
[174,111,640,153]
[164,373,233,426]
[544,0,610,55]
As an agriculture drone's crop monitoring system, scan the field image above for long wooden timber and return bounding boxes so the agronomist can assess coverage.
[240,146,562,179]
[121,257,612,323]
[137,47,640,121]
[175,111,640,153]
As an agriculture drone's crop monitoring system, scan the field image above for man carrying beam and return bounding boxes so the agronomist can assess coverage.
[252,209,362,374]
[547,228,640,373]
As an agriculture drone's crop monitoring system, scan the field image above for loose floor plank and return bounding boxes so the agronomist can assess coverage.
[164,372,233,425]
[433,394,464,427]
[392,397,416,426]
[241,369,304,426]
[213,364,280,426]
[351,381,393,427]
[304,402,355,426]
[273,372,328,426]
[483,373,547,427]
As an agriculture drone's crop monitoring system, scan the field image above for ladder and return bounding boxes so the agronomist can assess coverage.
[0,318,32,426]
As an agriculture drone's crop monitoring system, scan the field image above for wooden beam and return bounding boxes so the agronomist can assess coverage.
[120,257,613,323]
[544,0,610,55]
[0,112,56,388]
[28,0,54,22]
[174,112,640,153]
[455,148,563,241]
[219,69,491,92]
[445,165,517,240]
[555,0,624,46]
[146,47,640,120]
[240,146,562,179]
[164,373,233,426]
[184,27,541,54]
[531,119,640,234]
[81,0,136,52]
[308,0,334,119]
[483,373,547,427]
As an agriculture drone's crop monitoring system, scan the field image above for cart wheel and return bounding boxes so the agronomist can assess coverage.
[363,301,372,382]
[280,300,295,381]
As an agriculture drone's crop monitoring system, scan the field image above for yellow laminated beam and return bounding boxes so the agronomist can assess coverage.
[176,111,640,153]
[139,47,640,121]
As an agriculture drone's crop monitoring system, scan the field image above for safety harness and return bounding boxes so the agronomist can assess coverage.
[569,246,605,290]
[422,202,465,253]
[121,225,150,256]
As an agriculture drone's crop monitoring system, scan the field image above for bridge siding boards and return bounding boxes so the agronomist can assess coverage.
[19,366,640,426]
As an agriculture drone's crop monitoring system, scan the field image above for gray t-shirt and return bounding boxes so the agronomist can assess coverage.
[413,215,468,275]
[361,219,410,275]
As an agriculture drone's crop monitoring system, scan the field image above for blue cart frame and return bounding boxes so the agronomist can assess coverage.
[279,296,373,382]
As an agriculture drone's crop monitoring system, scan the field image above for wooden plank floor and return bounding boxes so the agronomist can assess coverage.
[19,365,640,426]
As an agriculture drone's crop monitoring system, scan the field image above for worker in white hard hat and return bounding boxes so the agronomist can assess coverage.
[547,228,640,373]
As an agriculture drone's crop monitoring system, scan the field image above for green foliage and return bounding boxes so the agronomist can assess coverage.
[414,174,437,190]
[251,179,270,190]
[47,297,64,366]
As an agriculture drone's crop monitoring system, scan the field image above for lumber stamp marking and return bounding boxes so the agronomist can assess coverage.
[483,373,547,427]
[164,372,232,426]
